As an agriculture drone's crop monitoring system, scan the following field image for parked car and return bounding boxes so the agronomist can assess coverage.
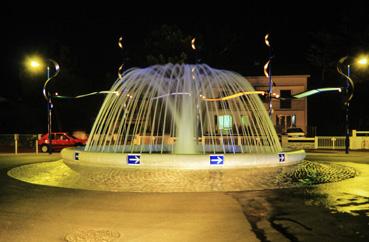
[285,128,305,137]
[38,132,87,153]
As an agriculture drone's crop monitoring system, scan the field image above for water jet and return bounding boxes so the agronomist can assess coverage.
[62,64,305,170]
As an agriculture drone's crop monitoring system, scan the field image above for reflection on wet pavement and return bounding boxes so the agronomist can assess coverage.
[232,189,369,241]
[231,161,369,241]
[331,193,369,216]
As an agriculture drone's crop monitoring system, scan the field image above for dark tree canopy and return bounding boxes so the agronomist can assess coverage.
[143,25,194,65]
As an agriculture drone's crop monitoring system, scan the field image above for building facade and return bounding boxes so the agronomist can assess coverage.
[246,75,310,134]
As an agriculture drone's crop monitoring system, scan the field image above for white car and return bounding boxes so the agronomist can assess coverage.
[286,128,305,137]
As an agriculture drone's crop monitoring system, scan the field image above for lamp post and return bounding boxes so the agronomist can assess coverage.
[27,57,60,154]
[42,59,60,154]
[26,56,60,154]
[337,55,368,154]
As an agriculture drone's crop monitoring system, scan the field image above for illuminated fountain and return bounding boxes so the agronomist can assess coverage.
[62,64,305,169]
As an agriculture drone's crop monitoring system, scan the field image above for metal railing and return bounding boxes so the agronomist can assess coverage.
[315,136,346,150]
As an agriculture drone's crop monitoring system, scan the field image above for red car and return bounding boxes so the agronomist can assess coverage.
[38,132,87,153]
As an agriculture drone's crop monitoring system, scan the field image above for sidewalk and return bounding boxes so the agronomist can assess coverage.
[306,150,369,163]
[0,153,61,169]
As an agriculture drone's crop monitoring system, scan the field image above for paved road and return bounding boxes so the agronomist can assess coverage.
[0,154,257,242]
[0,152,368,241]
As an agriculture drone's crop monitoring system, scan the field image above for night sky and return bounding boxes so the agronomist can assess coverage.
[2,2,369,135]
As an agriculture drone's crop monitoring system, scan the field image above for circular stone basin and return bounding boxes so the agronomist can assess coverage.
[8,153,356,192]
[6,148,309,193]
[61,148,306,171]
[7,160,304,192]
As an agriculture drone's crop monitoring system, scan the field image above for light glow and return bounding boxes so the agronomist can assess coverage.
[357,56,369,66]
[30,60,41,67]
[264,33,270,47]
[293,87,342,99]
[151,92,191,100]
[118,36,123,49]
[203,91,265,101]
[263,60,270,78]
[24,55,45,73]
[191,38,196,50]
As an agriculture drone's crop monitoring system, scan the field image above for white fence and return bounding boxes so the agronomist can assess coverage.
[285,130,369,150]
[313,136,346,149]
[350,130,369,150]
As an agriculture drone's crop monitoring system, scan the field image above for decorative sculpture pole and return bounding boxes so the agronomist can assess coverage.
[191,37,201,63]
[337,56,354,154]
[264,33,273,118]
[118,36,125,79]
[42,59,60,154]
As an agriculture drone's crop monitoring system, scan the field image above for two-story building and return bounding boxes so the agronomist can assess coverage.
[247,75,310,134]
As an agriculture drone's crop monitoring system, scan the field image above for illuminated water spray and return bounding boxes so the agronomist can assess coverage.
[85,64,282,154]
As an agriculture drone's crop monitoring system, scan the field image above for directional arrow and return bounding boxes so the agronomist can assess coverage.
[74,152,80,161]
[211,156,223,164]
[129,156,140,163]
[127,154,141,165]
[210,155,224,165]
[278,153,285,162]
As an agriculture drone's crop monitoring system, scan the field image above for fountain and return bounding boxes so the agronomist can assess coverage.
[62,64,305,170]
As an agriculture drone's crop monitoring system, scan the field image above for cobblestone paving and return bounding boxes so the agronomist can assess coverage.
[65,230,120,242]
[8,160,357,192]
[277,160,357,185]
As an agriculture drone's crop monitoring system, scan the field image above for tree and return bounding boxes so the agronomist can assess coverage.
[305,31,344,83]
[143,24,193,65]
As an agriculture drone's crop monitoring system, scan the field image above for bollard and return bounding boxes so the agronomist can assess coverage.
[35,134,41,155]
[314,136,318,149]
[281,135,289,148]
[14,134,19,154]
[35,139,39,154]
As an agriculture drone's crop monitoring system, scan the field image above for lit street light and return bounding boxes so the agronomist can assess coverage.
[43,59,60,154]
[25,55,120,154]
[337,55,368,154]
[26,56,60,154]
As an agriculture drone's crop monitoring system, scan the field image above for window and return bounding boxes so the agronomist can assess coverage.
[277,114,294,133]
[218,115,233,131]
[280,90,291,109]
[55,134,63,140]
[292,114,296,127]
[241,115,250,127]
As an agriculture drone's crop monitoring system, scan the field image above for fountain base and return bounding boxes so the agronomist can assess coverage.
[62,147,305,171]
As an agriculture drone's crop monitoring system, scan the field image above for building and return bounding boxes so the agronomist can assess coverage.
[246,75,310,134]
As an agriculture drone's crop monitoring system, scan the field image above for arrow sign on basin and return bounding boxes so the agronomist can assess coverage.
[127,154,141,165]
[210,155,224,165]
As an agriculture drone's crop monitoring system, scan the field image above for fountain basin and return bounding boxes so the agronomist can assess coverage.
[62,147,305,170]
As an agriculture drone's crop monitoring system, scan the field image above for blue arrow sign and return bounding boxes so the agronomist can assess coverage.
[278,153,286,162]
[127,154,141,165]
[210,155,224,165]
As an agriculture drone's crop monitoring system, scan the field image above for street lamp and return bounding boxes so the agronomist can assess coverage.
[27,56,60,154]
[337,55,368,154]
